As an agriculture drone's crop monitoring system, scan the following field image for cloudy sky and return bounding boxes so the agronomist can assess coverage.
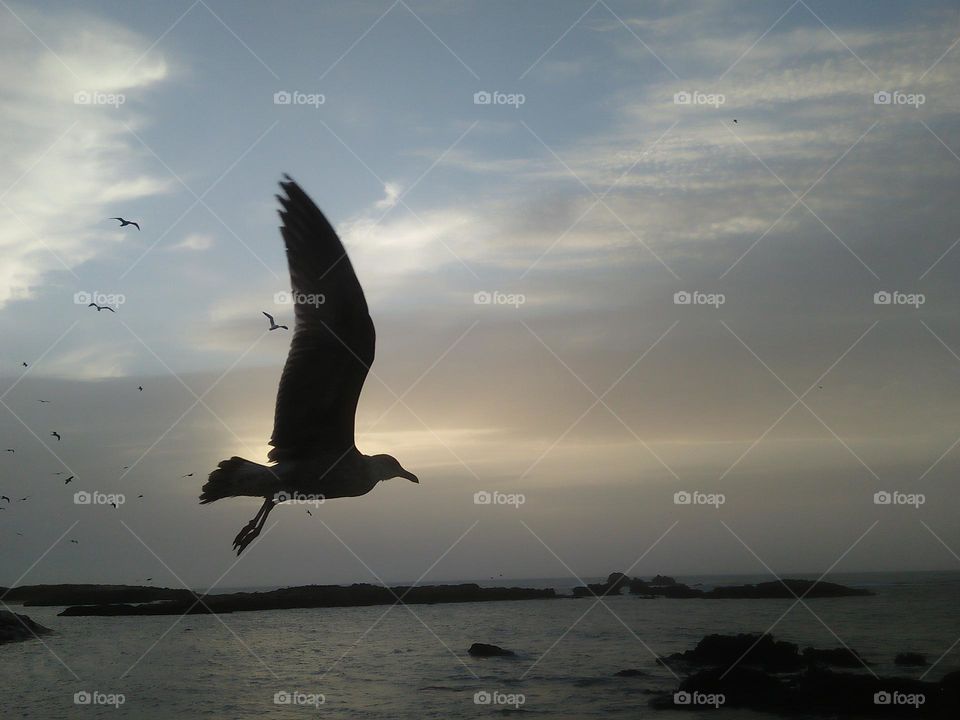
[2,0,960,589]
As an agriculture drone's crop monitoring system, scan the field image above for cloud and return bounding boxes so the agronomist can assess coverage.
[167,233,215,252]
[374,181,403,210]
[0,5,172,308]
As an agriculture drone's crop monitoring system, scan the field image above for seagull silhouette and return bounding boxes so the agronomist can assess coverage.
[110,502,117,509]
[50,431,61,441]
[5,449,13,453]
[181,473,193,478]
[70,539,78,544]
[138,386,143,391]
[21,362,27,367]
[88,303,115,312]
[262,311,288,331]
[200,176,418,555]
[64,476,74,484]
[37,399,50,403]
[109,217,140,230]
[1,496,9,502]
[18,496,29,502]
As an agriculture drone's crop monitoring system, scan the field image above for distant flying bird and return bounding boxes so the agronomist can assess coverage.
[70,539,78,544]
[138,386,143,391]
[145,578,152,582]
[181,473,193,478]
[0,496,9,502]
[109,217,140,230]
[64,476,74,484]
[110,502,117,509]
[21,362,27,367]
[733,119,738,124]
[50,431,61,441]
[88,303,115,312]
[18,496,29,502]
[306,509,312,516]
[5,449,13,453]
[262,311,288,331]
[37,399,50,403]
[52,472,64,475]
[200,176,418,555]
[137,494,143,498]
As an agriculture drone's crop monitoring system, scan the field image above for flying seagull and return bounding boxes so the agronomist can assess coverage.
[64,476,74,484]
[37,399,50,403]
[200,176,418,555]
[0,496,9,502]
[181,473,193,478]
[5,449,13,453]
[88,303,115,312]
[50,431,61,441]
[21,362,27,367]
[262,311,288,331]
[109,217,140,230]
[70,539,78,544]
[138,386,143,392]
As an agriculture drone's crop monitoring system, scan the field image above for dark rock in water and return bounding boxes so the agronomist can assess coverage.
[652,633,960,717]
[895,652,928,667]
[615,668,647,677]
[803,646,870,668]
[573,572,629,597]
[703,579,872,599]
[56,583,556,616]
[660,633,804,672]
[0,609,53,644]
[650,575,677,586]
[4,584,193,606]
[468,642,514,657]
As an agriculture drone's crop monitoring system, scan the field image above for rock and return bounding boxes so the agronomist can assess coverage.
[56,583,556,616]
[660,633,803,672]
[895,652,928,666]
[702,579,872,599]
[802,646,870,668]
[615,668,647,677]
[0,609,53,644]
[649,575,677,586]
[468,642,514,657]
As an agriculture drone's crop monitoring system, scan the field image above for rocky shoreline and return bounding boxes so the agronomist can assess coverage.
[0,609,53,644]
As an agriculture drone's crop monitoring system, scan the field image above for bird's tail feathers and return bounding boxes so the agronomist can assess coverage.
[199,456,276,504]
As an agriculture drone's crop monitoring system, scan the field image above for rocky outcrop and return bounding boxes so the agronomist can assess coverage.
[57,583,555,616]
[468,642,514,657]
[652,633,957,717]
[0,610,53,644]
[626,576,871,599]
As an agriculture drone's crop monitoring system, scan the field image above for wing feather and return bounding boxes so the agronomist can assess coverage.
[267,176,375,461]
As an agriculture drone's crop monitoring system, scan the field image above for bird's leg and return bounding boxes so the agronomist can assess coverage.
[232,498,276,555]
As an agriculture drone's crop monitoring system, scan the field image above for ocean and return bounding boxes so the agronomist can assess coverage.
[4,571,959,719]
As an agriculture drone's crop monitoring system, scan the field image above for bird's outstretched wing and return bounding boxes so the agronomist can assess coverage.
[267,175,375,462]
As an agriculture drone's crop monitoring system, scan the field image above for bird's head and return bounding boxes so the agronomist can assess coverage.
[369,454,419,484]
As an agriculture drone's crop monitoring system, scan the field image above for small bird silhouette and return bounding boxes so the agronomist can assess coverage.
[110,502,117,509]
[137,494,144,498]
[50,431,61,441]
[181,473,193,478]
[70,539,79,544]
[37,399,50,403]
[262,311,288,331]
[109,217,140,230]
[52,472,64,475]
[306,509,312,516]
[145,577,153,582]
[88,303,116,312]
[18,496,29,502]
[0,495,9,502]
[138,386,143,392]
[21,362,27,367]
[5,449,13,453]
[64,476,74,484]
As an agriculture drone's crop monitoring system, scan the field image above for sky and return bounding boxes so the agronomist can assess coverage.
[1,0,960,589]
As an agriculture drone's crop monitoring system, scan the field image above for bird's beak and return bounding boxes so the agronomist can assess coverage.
[400,470,419,484]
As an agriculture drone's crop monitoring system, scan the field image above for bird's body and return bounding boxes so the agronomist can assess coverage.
[262,311,288,331]
[50,431,61,441]
[109,217,140,230]
[88,303,115,312]
[201,176,418,554]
